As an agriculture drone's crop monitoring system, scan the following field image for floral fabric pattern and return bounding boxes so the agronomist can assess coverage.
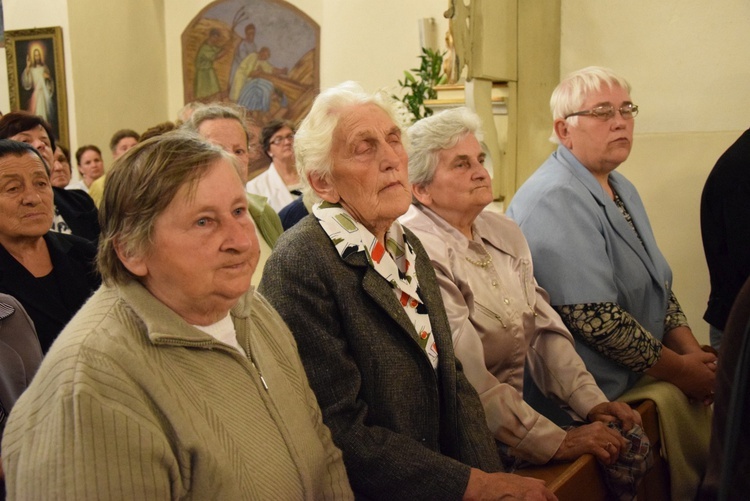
[556,302,663,373]
[664,290,689,332]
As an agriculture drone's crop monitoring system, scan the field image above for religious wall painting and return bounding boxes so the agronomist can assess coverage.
[4,26,69,147]
[182,0,320,127]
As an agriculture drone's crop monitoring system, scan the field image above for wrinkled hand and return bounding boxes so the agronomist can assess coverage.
[672,351,717,405]
[553,422,627,465]
[463,468,557,501]
[587,401,641,431]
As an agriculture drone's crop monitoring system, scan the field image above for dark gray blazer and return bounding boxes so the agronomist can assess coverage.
[259,216,501,501]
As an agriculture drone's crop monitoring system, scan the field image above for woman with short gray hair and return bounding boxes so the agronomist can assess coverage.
[407,106,483,187]
[507,66,713,500]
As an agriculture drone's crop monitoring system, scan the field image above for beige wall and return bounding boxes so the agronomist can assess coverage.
[67,0,168,168]
[3,0,748,342]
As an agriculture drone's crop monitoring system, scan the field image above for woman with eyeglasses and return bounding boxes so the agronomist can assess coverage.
[507,66,713,499]
[246,119,300,212]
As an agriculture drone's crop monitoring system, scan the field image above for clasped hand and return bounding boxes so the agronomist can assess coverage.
[673,350,717,405]
[554,402,640,465]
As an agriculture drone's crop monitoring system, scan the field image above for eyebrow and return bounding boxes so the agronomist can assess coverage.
[452,152,486,162]
[0,173,23,182]
[0,172,47,184]
[352,125,401,139]
[206,193,249,208]
[349,129,375,143]
[592,99,634,107]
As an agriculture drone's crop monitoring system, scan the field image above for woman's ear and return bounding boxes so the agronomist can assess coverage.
[308,172,340,203]
[114,240,148,278]
[411,182,431,206]
[554,118,573,148]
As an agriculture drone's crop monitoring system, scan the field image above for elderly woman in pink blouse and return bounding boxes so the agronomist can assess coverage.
[401,107,648,498]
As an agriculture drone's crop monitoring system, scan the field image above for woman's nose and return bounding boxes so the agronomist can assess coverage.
[222,217,253,252]
[21,185,43,205]
[472,161,488,179]
[380,143,403,171]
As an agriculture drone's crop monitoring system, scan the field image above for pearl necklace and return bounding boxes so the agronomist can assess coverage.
[464,253,493,268]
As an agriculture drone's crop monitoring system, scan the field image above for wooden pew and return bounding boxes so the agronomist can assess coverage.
[516,400,670,500]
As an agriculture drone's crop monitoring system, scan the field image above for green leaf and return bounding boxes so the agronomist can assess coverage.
[395,47,445,122]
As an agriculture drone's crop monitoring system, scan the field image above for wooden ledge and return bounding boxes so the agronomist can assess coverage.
[517,454,606,501]
[515,399,670,500]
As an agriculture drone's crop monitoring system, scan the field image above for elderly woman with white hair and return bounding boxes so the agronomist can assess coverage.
[506,66,715,500]
[401,107,648,499]
[259,83,555,501]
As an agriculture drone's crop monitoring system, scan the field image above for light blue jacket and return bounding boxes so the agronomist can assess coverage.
[507,145,673,399]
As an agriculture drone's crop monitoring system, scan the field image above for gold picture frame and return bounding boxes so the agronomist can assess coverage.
[5,26,69,148]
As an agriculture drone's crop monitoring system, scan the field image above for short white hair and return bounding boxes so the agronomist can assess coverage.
[294,81,410,201]
[549,66,632,143]
[407,106,483,187]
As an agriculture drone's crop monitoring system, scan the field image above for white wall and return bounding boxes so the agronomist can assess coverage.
[561,0,750,133]
[67,0,168,166]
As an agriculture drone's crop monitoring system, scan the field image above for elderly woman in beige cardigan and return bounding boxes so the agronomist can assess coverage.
[2,131,352,500]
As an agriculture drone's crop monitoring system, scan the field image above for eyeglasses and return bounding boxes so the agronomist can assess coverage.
[270,133,295,145]
[565,103,639,121]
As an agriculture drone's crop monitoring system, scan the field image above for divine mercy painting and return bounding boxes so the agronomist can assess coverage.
[5,27,69,147]
[182,0,319,126]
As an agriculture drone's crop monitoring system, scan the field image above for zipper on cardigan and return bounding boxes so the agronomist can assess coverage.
[241,323,269,392]
[250,357,269,391]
